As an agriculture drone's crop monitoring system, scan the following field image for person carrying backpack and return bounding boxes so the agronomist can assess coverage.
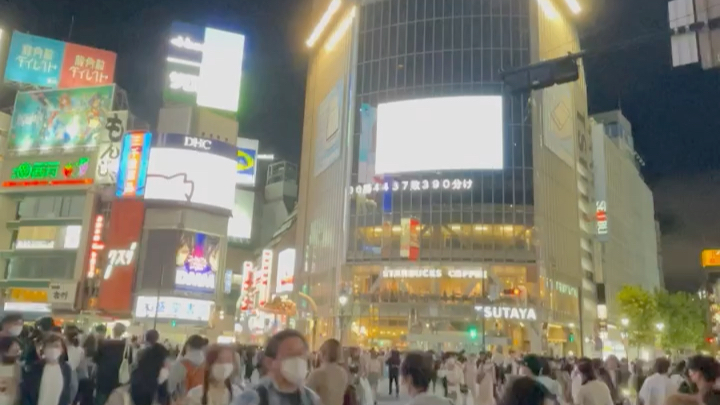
[168,335,207,399]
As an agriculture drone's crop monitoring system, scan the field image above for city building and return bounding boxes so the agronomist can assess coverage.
[294,0,597,354]
[590,110,662,358]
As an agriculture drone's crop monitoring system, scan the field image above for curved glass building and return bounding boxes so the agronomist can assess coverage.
[296,0,596,355]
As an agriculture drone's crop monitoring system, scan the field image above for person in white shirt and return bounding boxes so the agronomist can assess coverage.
[638,358,677,405]
[20,333,78,405]
[366,349,383,404]
[669,361,687,392]
[575,359,614,405]
[186,345,242,405]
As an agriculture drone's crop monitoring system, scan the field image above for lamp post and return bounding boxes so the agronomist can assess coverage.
[338,293,348,344]
[620,318,629,358]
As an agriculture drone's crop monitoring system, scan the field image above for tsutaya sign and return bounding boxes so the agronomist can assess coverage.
[350,178,473,196]
[474,306,538,321]
[382,269,486,279]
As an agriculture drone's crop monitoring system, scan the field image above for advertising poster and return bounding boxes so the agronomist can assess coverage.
[174,232,221,292]
[358,103,377,184]
[228,189,255,240]
[313,78,343,176]
[58,43,116,88]
[9,85,115,152]
[236,137,258,186]
[96,199,144,313]
[4,32,65,88]
[144,133,236,211]
[95,111,128,185]
[542,84,575,168]
[275,248,296,294]
[115,131,152,198]
[2,155,94,188]
[134,296,213,321]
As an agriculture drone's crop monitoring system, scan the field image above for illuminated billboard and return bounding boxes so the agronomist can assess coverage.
[9,85,115,152]
[115,131,152,198]
[144,133,236,211]
[134,296,213,321]
[314,79,343,176]
[4,31,116,89]
[374,96,504,174]
[228,189,255,240]
[165,22,245,112]
[236,138,258,186]
[96,111,129,185]
[2,155,94,188]
[275,248,295,294]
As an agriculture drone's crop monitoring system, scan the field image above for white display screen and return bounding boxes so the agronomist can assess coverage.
[197,28,245,112]
[228,189,254,240]
[275,248,296,294]
[134,296,213,321]
[374,96,504,174]
[144,148,236,211]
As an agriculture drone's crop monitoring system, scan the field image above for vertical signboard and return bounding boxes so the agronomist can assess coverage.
[314,79,343,176]
[97,200,145,313]
[256,250,273,307]
[239,261,254,312]
[358,104,377,184]
[95,111,128,184]
[9,85,115,152]
[58,43,116,88]
[4,32,65,88]
[236,138,258,186]
[275,248,296,294]
[400,218,420,261]
[86,215,105,279]
[115,131,152,197]
[591,122,609,241]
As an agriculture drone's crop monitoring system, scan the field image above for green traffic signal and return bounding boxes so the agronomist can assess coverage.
[468,326,478,339]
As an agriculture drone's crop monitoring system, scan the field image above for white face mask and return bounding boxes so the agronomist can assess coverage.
[211,363,234,381]
[281,357,308,386]
[158,368,170,384]
[8,326,22,337]
[185,350,205,364]
[44,348,62,361]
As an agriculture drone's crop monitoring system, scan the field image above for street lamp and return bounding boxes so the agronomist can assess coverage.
[338,293,349,344]
[656,322,665,332]
[339,294,349,307]
[621,318,629,327]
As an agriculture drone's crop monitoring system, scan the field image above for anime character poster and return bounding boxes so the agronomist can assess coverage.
[174,232,221,292]
[8,85,115,152]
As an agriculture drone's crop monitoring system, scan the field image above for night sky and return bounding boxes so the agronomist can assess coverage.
[0,0,716,291]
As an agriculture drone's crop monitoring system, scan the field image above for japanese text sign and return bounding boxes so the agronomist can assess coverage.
[59,43,116,88]
[4,32,64,88]
[3,156,93,188]
[115,131,152,197]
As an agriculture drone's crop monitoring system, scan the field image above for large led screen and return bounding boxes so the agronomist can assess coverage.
[144,147,235,211]
[374,96,504,174]
[228,189,254,240]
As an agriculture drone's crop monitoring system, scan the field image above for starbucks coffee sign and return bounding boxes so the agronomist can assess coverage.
[474,305,538,321]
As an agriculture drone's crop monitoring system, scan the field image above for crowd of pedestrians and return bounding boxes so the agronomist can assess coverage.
[1,313,720,405]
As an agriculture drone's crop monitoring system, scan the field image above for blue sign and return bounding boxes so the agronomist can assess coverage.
[151,133,237,159]
[115,132,152,198]
[4,32,65,88]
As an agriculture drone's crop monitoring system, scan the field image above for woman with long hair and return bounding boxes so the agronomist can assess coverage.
[186,345,242,405]
[104,344,171,405]
[575,358,614,405]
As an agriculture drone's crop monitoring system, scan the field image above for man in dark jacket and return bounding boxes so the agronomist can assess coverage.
[93,323,131,405]
[20,332,77,405]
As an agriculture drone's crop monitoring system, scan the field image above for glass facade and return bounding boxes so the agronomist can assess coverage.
[343,0,547,350]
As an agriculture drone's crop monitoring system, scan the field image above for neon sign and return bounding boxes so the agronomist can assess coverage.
[103,242,137,280]
[382,269,487,279]
[4,157,92,188]
[87,215,105,279]
[116,132,152,197]
[239,261,254,312]
[350,178,473,196]
[256,250,273,307]
[596,200,608,235]
[474,305,538,321]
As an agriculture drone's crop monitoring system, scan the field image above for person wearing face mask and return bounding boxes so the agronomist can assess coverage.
[187,345,242,405]
[20,333,77,405]
[0,315,23,339]
[233,330,321,405]
[104,344,171,405]
[168,335,208,398]
[0,337,22,405]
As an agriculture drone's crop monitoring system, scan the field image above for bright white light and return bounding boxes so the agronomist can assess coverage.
[537,0,560,19]
[621,318,629,326]
[275,248,296,294]
[564,0,582,14]
[324,6,356,51]
[228,189,254,239]
[144,148,236,211]
[134,296,213,321]
[656,322,665,331]
[375,96,504,175]
[197,28,245,112]
[339,294,349,306]
[306,0,342,48]
[166,57,202,68]
[64,226,82,249]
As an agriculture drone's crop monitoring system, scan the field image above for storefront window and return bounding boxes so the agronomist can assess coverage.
[6,254,76,279]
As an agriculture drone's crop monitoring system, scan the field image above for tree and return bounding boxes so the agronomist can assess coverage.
[655,290,707,352]
[616,285,657,348]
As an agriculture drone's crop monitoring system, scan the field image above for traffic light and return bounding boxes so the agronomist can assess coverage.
[568,333,575,343]
[170,319,177,327]
[502,288,521,296]
[707,336,715,344]
[468,326,478,340]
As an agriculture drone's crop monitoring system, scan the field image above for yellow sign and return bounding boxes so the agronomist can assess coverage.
[8,288,47,303]
[702,250,720,268]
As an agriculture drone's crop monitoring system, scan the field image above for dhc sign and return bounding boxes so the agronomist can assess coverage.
[184,136,212,150]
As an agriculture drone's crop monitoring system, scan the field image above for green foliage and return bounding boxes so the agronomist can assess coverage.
[655,290,707,351]
[616,285,658,347]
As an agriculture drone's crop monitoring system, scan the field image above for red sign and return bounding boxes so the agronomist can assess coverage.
[97,199,145,313]
[58,43,116,88]
[87,215,105,279]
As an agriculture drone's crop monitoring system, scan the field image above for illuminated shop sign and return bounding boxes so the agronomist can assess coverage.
[116,131,152,197]
[4,157,92,188]
[103,242,137,280]
[174,232,220,292]
[474,305,538,321]
[256,250,273,307]
[275,249,295,294]
[239,261,255,311]
[87,215,105,278]
[596,200,608,236]
[134,295,213,322]
[183,136,212,150]
[555,281,578,297]
[382,269,487,279]
[350,178,473,196]
[16,240,55,250]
